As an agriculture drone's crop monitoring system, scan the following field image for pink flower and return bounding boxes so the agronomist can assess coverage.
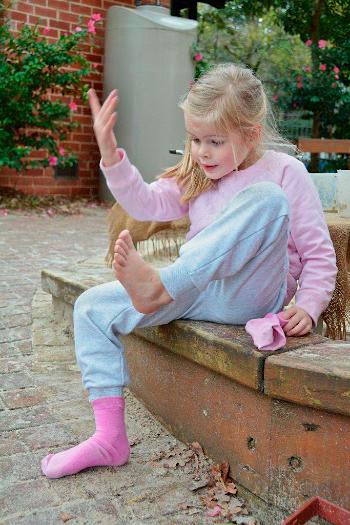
[335,74,339,80]
[59,147,65,156]
[87,20,96,34]
[318,39,327,48]
[43,26,50,35]
[333,66,340,74]
[69,101,78,111]
[304,66,311,73]
[93,62,99,68]
[75,26,83,32]
[296,75,302,81]
[332,82,337,88]
[91,13,102,21]
[49,156,58,166]
[320,63,327,71]
[272,95,279,102]
[305,39,312,46]
[194,53,203,62]
[297,82,303,89]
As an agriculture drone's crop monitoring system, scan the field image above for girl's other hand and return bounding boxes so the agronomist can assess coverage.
[281,306,313,337]
[88,88,121,167]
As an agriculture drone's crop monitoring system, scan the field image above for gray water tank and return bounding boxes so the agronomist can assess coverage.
[100,5,197,200]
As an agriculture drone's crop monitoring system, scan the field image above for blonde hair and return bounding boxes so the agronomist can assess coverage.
[160,63,296,203]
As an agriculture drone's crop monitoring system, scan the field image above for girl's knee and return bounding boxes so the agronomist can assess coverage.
[73,282,125,322]
[242,182,289,216]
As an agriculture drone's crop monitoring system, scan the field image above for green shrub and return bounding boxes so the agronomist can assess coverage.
[0,3,101,171]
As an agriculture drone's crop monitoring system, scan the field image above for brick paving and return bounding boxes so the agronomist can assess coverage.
[0,209,262,525]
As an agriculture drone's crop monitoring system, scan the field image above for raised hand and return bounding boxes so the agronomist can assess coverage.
[88,88,121,167]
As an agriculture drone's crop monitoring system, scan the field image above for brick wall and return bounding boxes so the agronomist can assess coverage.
[0,0,136,198]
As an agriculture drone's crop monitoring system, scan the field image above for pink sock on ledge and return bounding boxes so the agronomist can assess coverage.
[41,396,130,479]
[245,312,288,351]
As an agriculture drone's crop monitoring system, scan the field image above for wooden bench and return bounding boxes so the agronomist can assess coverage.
[298,138,350,169]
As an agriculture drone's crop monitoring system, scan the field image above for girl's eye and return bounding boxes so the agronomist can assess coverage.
[211,140,224,146]
[192,138,200,144]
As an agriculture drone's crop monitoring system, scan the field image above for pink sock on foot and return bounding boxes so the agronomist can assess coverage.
[41,396,130,479]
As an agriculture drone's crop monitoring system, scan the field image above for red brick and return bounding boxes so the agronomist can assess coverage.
[87,0,106,8]
[50,0,70,10]
[59,10,81,23]
[49,19,70,31]
[34,6,58,18]
[15,2,34,14]
[11,11,27,23]
[70,3,93,16]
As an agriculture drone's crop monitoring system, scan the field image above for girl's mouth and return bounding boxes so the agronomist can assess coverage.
[202,164,218,171]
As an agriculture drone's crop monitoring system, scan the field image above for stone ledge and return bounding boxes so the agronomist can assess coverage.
[41,255,350,416]
[264,342,350,416]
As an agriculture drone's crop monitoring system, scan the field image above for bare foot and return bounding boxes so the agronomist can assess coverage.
[113,230,173,314]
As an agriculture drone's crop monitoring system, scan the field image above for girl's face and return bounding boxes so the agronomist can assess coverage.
[185,114,256,180]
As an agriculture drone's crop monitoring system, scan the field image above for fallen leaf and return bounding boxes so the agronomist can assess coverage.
[225,482,238,494]
[220,461,230,483]
[59,512,74,522]
[191,441,204,455]
[206,505,222,517]
[189,478,208,491]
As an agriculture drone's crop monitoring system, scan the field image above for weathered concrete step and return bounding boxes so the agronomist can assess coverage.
[42,257,348,414]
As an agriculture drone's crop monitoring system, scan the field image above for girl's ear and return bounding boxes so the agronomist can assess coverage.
[248,124,262,144]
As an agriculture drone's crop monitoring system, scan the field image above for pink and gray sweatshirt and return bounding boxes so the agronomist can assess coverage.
[101,148,337,326]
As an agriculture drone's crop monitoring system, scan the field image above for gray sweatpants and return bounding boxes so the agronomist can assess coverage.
[73,182,289,400]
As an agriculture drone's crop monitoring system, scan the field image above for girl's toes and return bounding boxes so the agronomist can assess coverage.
[119,230,134,249]
[114,244,127,259]
[115,239,129,254]
[114,254,127,267]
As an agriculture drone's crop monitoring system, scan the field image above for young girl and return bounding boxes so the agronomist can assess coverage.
[41,63,337,479]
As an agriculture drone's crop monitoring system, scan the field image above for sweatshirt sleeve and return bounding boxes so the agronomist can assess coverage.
[100,149,189,221]
[281,158,337,326]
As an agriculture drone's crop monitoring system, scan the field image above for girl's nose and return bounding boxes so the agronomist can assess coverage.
[199,144,209,157]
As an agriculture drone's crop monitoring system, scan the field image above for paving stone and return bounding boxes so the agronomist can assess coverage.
[0,371,35,391]
[0,451,42,485]
[0,356,30,374]
[0,478,61,518]
[0,313,31,329]
[0,431,28,456]
[0,325,32,344]
[16,422,79,451]
[0,405,57,432]
[0,386,47,409]
[0,342,25,358]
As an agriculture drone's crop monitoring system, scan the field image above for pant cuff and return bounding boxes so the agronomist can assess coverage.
[159,259,197,300]
[88,387,124,401]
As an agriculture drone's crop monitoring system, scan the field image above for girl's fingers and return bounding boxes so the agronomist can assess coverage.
[88,89,101,121]
[284,316,300,333]
[298,325,311,336]
[89,89,118,123]
[98,96,118,128]
[104,112,117,134]
[285,318,308,337]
